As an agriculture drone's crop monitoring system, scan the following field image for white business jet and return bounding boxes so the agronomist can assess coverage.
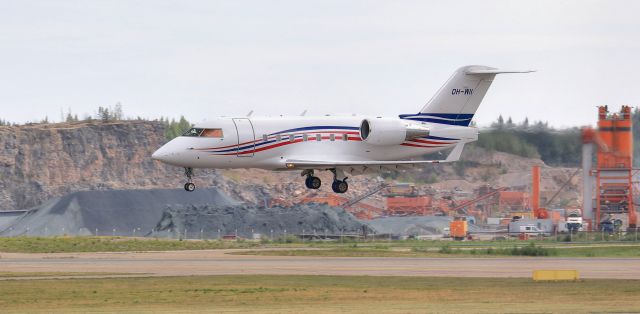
[152,65,532,193]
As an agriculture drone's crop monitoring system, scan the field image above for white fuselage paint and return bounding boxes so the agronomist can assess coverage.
[152,115,477,171]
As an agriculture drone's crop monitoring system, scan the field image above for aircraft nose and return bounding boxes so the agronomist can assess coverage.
[152,145,171,163]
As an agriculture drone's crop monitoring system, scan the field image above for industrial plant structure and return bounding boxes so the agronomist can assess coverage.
[583,105,637,231]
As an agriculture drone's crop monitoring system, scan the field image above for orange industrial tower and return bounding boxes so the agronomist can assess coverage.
[583,105,637,230]
[530,165,549,219]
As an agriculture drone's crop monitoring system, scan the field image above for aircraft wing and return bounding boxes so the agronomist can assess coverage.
[284,143,465,173]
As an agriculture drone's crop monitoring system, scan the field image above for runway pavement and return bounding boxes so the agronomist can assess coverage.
[1,249,639,279]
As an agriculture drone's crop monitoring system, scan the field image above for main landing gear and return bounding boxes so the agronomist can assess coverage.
[301,169,348,193]
[331,180,348,194]
[184,167,196,192]
[302,170,322,189]
[330,168,348,194]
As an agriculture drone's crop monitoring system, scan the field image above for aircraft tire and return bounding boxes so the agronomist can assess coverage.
[305,176,321,189]
[184,182,196,192]
[331,180,348,193]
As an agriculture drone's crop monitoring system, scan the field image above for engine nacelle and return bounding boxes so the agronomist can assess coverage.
[359,118,430,145]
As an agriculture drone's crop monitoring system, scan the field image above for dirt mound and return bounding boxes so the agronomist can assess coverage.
[152,203,372,239]
[0,188,238,236]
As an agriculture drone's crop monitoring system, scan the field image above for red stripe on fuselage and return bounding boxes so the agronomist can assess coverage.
[198,131,360,151]
[209,136,363,155]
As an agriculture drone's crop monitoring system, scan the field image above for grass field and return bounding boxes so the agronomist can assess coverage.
[0,272,131,278]
[0,236,259,253]
[236,243,640,258]
[1,236,640,258]
[0,275,638,313]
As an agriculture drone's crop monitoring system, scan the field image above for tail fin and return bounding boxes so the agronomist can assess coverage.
[400,65,533,126]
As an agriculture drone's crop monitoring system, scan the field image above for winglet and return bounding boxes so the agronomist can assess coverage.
[445,143,465,162]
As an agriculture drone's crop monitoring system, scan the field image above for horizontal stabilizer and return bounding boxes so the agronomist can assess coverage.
[465,69,535,75]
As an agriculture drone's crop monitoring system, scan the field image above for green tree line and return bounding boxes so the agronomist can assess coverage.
[475,111,640,167]
[474,116,582,166]
[161,116,192,140]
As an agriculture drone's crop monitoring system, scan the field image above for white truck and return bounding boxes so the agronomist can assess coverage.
[519,225,545,236]
[566,216,583,232]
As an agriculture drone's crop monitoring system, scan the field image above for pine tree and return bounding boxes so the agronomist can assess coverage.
[506,117,514,128]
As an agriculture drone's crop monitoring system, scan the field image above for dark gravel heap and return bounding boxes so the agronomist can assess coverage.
[153,203,372,239]
[0,188,238,236]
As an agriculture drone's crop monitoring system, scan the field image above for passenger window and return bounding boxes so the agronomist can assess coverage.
[302,134,308,141]
[342,134,348,141]
[183,128,203,137]
[330,134,335,141]
[316,134,322,141]
[201,128,224,138]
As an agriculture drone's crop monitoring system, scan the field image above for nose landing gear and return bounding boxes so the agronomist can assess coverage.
[184,167,196,192]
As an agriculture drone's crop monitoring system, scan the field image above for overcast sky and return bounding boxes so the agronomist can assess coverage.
[1,0,639,127]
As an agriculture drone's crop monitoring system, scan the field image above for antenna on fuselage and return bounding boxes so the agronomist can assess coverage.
[300,110,307,116]
[246,110,254,117]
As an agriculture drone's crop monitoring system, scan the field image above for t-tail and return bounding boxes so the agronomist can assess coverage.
[400,65,534,126]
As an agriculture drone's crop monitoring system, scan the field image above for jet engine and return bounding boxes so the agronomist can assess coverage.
[359,117,430,145]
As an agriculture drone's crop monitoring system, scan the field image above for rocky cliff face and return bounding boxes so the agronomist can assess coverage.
[0,120,379,211]
[0,120,581,211]
[0,121,192,210]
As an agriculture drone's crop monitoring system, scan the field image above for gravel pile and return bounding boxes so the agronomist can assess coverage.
[0,188,370,238]
[0,188,238,236]
[152,203,372,239]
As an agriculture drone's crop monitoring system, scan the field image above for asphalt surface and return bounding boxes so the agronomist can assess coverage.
[1,249,639,279]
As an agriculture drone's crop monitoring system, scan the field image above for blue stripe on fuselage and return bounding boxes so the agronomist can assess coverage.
[270,125,358,135]
[399,113,474,126]
[208,126,358,153]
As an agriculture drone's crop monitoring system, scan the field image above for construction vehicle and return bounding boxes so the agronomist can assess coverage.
[449,216,468,241]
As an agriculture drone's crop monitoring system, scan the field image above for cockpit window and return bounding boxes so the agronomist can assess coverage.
[201,128,224,138]
[182,128,224,138]
[183,128,203,137]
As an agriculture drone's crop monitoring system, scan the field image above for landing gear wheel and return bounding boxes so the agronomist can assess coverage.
[183,167,195,192]
[305,176,322,189]
[184,182,196,192]
[331,180,348,193]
